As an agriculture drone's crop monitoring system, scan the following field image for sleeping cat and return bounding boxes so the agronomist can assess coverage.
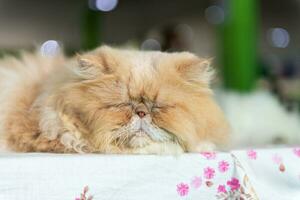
[0,46,229,154]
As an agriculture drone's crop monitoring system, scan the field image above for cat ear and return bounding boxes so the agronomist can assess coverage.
[175,54,214,85]
[75,46,117,79]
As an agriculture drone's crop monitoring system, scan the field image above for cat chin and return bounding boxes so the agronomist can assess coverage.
[128,135,152,148]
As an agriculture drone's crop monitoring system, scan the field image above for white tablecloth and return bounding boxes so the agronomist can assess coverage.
[0,148,299,200]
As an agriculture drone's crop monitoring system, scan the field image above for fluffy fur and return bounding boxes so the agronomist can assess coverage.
[0,46,229,154]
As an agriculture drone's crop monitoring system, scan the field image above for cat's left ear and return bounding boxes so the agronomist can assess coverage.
[75,46,118,79]
[175,53,214,85]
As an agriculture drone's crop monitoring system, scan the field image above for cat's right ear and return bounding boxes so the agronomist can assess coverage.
[75,46,117,79]
[175,54,214,86]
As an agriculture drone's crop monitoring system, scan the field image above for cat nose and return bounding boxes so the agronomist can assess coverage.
[135,104,148,118]
[136,111,146,118]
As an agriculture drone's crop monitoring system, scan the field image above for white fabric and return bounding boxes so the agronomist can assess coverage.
[0,148,299,200]
[233,148,300,200]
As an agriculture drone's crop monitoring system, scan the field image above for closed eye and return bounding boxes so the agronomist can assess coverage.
[151,103,175,112]
[98,102,133,110]
[115,102,134,108]
[152,104,164,109]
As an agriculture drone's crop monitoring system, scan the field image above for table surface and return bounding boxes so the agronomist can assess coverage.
[0,148,299,200]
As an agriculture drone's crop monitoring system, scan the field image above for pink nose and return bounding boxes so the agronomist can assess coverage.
[136,111,146,118]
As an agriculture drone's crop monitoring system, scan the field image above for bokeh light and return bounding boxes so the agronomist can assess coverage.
[268,28,290,48]
[40,40,60,57]
[89,0,118,12]
[141,39,161,51]
[205,5,225,25]
[175,24,194,40]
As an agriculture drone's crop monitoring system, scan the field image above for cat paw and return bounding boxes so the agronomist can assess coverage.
[194,141,216,152]
[133,142,184,155]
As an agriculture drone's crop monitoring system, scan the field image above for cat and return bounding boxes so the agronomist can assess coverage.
[0,46,229,154]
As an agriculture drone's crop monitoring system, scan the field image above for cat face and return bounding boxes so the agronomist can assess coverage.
[53,46,229,153]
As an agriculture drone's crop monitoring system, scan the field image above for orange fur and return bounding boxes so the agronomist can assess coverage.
[0,46,229,154]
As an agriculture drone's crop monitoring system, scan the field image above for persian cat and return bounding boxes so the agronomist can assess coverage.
[0,46,229,154]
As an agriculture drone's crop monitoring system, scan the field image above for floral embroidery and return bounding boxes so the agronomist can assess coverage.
[216,175,258,200]
[217,185,227,193]
[272,154,283,164]
[180,149,261,199]
[218,160,229,173]
[247,150,257,160]
[272,154,286,172]
[176,183,189,196]
[293,148,300,158]
[75,186,93,200]
[200,152,216,160]
[204,167,215,179]
[279,163,286,172]
[227,177,240,191]
[191,176,202,189]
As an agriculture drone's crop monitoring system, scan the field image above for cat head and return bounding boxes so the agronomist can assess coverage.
[49,46,229,153]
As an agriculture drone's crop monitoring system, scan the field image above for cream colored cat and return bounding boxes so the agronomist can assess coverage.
[0,46,229,154]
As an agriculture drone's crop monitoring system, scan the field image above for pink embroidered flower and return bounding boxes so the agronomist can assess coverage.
[217,184,227,193]
[191,176,202,189]
[272,154,283,165]
[204,167,215,179]
[293,148,300,158]
[176,183,189,196]
[75,186,93,200]
[227,178,240,191]
[247,149,257,160]
[218,160,229,173]
[200,152,216,160]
